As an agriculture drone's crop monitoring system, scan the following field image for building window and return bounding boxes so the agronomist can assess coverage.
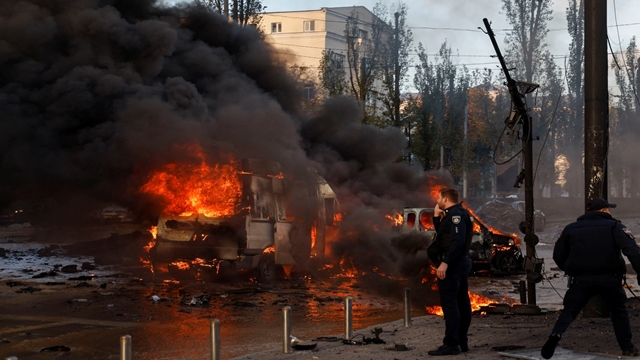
[303,83,316,101]
[331,53,344,70]
[359,29,368,40]
[303,20,315,32]
[271,22,282,33]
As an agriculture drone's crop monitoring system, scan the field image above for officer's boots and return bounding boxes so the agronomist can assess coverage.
[541,333,561,359]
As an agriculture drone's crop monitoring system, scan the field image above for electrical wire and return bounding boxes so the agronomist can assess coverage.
[542,269,565,300]
[612,0,640,109]
[492,116,523,166]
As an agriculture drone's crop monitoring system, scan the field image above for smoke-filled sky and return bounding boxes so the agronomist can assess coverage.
[256,0,639,93]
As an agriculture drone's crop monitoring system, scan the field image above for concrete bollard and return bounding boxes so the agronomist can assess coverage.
[403,287,412,327]
[283,306,292,354]
[120,335,132,360]
[210,319,220,360]
[519,280,527,304]
[345,296,353,340]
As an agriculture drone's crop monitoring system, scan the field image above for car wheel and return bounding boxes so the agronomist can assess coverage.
[257,252,277,283]
[494,252,518,273]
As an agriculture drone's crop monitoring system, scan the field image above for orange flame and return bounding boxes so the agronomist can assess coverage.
[311,222,317,252]
[430,184,447,201]
[335,255,359,278]
[334,212,343,223]
[426,306,444,316]
[263,246,275,254]
[148,225,158,239]
[143,226,158,253]
[426,292,495,316]
[462,203,521,245]
[141,144,242,217]
[385,212,404,226]
[170,261,191,270]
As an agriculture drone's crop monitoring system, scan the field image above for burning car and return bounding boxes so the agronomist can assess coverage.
[146,156,340,282]
[401,207,524,274]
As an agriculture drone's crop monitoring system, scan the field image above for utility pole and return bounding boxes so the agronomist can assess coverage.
[584,0,608,204]
[483,18,541,307]
[394,12,401,129]
[582,0,610,319]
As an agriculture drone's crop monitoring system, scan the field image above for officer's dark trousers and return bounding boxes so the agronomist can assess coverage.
[552,274,634,351]
[437,258,473,346]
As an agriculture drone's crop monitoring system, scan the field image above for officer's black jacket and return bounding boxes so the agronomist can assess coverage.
[553,211,640,277]
[433,203,472,264]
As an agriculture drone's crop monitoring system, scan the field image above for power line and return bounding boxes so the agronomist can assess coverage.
[612,0,640,109]
[264,10,640,34]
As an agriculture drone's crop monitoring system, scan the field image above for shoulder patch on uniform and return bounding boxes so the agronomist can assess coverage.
[452,215,461,224]
[623,227,635,240]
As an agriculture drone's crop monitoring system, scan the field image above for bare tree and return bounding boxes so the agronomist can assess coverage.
[344,5,389,124]
[200,0,265,27]
[378,2,413,129]
[502,0,553,83]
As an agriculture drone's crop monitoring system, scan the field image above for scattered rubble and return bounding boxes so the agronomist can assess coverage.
[180,294,211,306]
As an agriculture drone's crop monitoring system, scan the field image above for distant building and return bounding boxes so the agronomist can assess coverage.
[259,6,379,100]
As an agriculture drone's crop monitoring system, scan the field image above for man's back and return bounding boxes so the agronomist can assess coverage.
[553,211,635,277]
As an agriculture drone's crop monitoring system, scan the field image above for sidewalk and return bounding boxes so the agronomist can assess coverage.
[230,312,557,360]
[231,298,640,360]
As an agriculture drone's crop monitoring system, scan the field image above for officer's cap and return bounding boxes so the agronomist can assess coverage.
[587,198,617,211]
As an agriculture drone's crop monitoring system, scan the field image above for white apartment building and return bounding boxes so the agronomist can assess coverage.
[260,6,379,98]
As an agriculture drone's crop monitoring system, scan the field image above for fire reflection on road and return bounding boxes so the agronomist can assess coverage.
[131,276,425,359]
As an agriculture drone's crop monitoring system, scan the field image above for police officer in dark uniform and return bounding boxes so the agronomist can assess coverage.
[428,187,473,356]
[541,198,640,359]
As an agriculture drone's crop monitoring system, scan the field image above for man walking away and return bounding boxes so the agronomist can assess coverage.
[428,187,473,356]
[541,198,640,359]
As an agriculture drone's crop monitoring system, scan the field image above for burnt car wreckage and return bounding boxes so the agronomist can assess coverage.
[401,208,524,274]
[475,199,546,234]
[150,159,340,282]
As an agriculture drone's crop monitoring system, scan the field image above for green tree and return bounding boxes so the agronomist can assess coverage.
[412,41,470,179]
[318,50,347,97]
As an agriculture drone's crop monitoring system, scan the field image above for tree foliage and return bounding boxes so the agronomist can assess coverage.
[318,50,347,97]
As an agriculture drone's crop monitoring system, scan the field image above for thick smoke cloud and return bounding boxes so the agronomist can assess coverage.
[0,0,452,280]
[0,0,307,214]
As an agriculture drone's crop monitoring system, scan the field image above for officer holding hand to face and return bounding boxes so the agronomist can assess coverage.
[428,187,473,356]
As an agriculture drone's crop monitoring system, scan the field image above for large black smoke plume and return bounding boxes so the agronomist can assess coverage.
[0,0,453,282]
